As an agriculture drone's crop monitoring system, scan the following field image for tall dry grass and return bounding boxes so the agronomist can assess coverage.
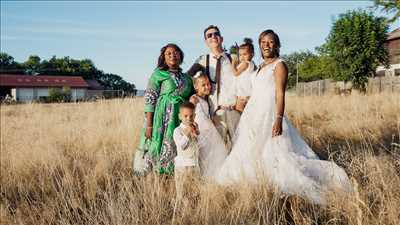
[1,94,399,225]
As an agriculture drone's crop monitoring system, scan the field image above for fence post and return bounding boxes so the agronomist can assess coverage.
[318,81,321,96]
[310,83,313,96]
[391,77,394,94]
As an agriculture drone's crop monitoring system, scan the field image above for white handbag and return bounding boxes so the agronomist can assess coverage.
[133,139,150,175]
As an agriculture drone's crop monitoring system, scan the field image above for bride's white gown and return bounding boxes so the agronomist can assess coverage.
[215,59,351,204]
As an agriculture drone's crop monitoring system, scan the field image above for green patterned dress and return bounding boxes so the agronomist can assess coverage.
[138,68,193,175]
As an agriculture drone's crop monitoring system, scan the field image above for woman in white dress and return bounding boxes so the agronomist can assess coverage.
[215,30,351,204]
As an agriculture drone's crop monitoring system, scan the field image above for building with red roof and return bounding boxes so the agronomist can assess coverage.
[0,74,90,102]
[377,28,400,77]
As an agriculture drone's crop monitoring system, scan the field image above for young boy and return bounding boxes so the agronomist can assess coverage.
[173,102,200,201]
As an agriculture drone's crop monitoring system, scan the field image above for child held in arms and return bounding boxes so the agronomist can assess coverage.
[231,38,257,112]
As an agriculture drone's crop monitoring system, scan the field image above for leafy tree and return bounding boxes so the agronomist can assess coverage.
[0,52,16,67]
[48,86,71,102]
[40,56,99,79]
[229,43,239,55]
[1,53,137,95]
[0,52,23,74]
[297,48,336,82]
[281,50,315,88]
[373,0,400,23]
[61,86,72,102]
[325,10,389,91]
[24,55,41,75]
[96,73,136,95]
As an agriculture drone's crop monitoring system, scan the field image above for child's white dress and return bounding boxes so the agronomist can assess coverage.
[193,95,228,179]
[235,61,256,98]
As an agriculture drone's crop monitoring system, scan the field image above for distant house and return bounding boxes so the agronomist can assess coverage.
[376,28,400,76]
[0,74,89,102]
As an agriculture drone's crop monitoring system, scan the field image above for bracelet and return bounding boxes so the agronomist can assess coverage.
[147,126,153,128]
[276,115,283,119]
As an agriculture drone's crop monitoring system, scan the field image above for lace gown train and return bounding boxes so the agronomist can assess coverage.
[215,59,351,204]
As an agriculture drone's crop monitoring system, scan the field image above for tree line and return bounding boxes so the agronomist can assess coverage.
[230,1,398,91]
[279,1,399,91]
[0,53,137,95]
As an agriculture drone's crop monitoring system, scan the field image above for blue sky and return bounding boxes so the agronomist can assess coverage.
[1,1,398,89]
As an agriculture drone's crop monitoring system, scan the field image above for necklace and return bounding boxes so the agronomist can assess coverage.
[261,57,278,68]
[256,57,278,75]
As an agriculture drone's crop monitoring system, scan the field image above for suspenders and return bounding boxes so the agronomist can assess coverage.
[203,53,232,115]
[204,53,232,84]
[205,54,214,83]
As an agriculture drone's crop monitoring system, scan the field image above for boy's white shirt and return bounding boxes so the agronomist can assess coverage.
[173,123,200,168]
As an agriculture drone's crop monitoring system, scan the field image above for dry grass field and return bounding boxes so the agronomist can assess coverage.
[1,94,399,225]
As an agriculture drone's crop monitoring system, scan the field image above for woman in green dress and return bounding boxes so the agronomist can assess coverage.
[135,43,194,175]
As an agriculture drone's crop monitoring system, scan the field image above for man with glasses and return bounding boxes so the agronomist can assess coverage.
[187,25,240,152]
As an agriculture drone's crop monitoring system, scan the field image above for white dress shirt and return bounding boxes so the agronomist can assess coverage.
[206,52,237,110]
[173,123,200,168]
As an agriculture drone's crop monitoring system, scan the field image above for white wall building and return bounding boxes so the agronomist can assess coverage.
[0,74,89,102]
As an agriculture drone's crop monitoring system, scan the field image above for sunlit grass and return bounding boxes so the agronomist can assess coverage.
[1,94,399,225]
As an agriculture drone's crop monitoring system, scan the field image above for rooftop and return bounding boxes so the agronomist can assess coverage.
[0,74,89,88]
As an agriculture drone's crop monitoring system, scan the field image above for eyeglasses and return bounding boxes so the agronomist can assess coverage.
[206,31,221,39]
